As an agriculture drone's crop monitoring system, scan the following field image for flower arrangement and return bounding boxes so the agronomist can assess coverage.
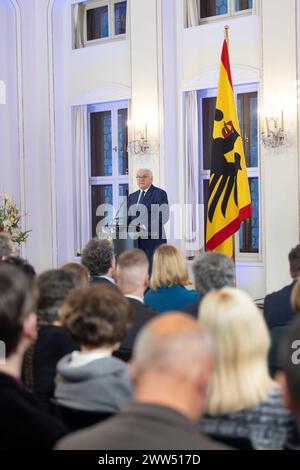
[0,193,31,245]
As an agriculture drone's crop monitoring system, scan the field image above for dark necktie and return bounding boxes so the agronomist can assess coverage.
[138,191,146,205]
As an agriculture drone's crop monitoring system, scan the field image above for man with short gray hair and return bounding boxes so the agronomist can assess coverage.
[185,252,235,317]
[127,168,169,270]
[56,312,229,450]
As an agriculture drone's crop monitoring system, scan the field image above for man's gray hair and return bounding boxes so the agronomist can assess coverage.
[137,168,153,179]
[193,252,235,295]
[0,232,13,258]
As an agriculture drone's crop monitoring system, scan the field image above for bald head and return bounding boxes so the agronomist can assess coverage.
[132,312,212,380]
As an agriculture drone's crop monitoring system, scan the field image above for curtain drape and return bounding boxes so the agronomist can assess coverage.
[186,0,201,27]
[74,3,85,49]
[184,91,201,255]
[73,105,90,255]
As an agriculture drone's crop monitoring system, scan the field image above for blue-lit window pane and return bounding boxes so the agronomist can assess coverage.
[118,109,128,175]
[90,111,112,177]
[91,185,113,236]
[239,177,259,253]
[235,0,252,11]
[200,0,228,18]
[114,1,127,35]
[237,92,258,167]
[118,184,129,224]
[87,6,109,41]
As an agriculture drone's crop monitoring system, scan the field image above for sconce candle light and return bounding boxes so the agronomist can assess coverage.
[128,122,152,155]
[262,109,287,148]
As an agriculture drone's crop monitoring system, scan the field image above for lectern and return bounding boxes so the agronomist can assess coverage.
[97,224,135,258]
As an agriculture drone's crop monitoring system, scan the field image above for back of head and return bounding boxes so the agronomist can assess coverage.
[61,262,89,287]
[81,238,114,276]
[0,264,36,358]
[280,317,300,415]
[2,256,36,282]
[117,249,149,292]
[0,232,14,258]
[289,244,300,279]
[133,312,212,382]
[60,284,133,348]
[200,287,273,414]
[37,269,78,323]
[150,244,190,290]
[193,252,235,295]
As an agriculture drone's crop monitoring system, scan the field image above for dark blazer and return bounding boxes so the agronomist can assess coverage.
[0,372,67,449]
[127,185,169,264]
[184,299,202,319]
[114,297,157,361]
[264,282,296,328]
[90,275,116,285]
[56,402,230,450]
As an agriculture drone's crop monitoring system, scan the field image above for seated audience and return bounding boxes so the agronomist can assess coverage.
[81,238,117,285]
[0,265,67,449]
[0,232,17,260]
[115,249,157,361]
[199,288,293,450]
[56,312,229,450]
[264,244,300,329]
[55,284,133,412]
[24,269,79,409]
[278,317,300,446]
[61,262,89,287]
[185,252,235,317]
[144,244,198,313]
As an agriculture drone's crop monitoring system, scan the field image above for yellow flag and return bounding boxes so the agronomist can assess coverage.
[206,40,252,257]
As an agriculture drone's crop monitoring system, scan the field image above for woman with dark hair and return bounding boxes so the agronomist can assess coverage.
[55,284,133,412]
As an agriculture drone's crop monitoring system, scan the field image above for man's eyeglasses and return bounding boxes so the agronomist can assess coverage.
[136,176,149,180]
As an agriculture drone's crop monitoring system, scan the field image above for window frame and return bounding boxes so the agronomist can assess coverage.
[83,0,128,47]
[185,0,256,27]
[197,82,262,263]
[88,100,129,238]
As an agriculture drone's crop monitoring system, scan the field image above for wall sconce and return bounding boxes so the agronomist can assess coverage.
[127,123,153,155]
[262,110,287,148]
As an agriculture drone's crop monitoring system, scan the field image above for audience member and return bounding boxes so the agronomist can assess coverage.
[56,313,229,450]
[81,238,117,285]
[0,232,17,260]
[199,288,293,450]
[278,317,300,443]
[144,245,198,313]
[115,249,157,361]
[55,284,133,412]
[2,256,36,281]
[0,265,67,449]
[185,252,235,317]
[264,245,300,328]
[61,262,89,287]
[25,269,79,409]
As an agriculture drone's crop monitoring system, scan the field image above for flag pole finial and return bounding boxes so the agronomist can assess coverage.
[224,25,230,44]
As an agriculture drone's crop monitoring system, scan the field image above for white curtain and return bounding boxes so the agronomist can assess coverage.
[184,91,201,255]
[74,3,85,49]
[186,0,201,27]
[73,105,90,255]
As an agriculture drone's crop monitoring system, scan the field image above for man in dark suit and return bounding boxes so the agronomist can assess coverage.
[264,245,300,329]
[56,313,229,450]
[114,249,157,361]
[81,238,117,285]
[127,168,169,268]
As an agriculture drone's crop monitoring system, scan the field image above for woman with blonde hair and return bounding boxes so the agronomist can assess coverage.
[144,244,198,313]
[199,287,293,450]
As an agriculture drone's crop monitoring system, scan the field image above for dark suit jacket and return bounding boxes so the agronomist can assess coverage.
[184,299,201,319]
[90,275,116,285]
[114,298,157,362]
[127,185,169,261]
[0,372,67,449]
[264,282,296,328]
[56,402,230,450]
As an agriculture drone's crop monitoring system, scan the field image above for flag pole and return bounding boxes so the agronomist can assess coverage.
[224,25,230,45]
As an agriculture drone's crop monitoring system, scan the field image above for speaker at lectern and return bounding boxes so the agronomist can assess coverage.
[97,223,135,258]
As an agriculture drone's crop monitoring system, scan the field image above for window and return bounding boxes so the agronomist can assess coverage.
[185,0,254,27]
[74,0,127,48]
[198,85,261,258]
[88,101,129,237]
